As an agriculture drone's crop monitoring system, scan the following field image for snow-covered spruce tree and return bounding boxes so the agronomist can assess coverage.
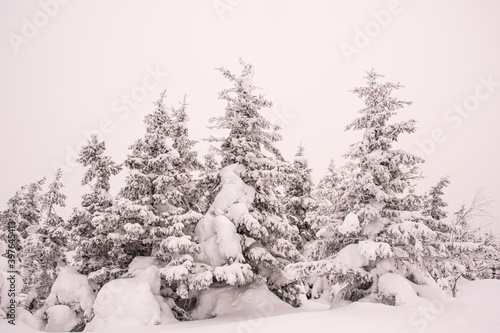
[115,92,209,303]
[66,135,123,285]
[19,169,68,311]
[303,158,342,261]
[0,177,46,246]
[197,60,303,306]
[284,144,315,250]
[287,70,437,304]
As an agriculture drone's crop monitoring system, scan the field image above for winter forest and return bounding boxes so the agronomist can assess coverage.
[1,59,500,332]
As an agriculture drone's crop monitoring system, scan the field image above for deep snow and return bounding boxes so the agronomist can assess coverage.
[2,279,500,333]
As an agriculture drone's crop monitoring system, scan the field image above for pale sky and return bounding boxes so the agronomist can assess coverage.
[1,0,499,231]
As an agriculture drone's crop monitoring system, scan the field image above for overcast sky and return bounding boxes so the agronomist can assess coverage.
[1,0,499,231]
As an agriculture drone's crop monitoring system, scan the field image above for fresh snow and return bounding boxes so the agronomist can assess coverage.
[3,279,500,332]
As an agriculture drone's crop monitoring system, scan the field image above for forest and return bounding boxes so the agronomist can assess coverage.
[1,60,499,332]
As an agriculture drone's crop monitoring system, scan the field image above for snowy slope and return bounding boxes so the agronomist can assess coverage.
[2,279,500,333]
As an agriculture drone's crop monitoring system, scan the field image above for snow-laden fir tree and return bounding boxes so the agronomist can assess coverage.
[0,177,46,245]
[284,144,315,250]
[19,169,67,311]
[303,158,342,261]
[66,135,123,285]
[197,60,303,306]
[114,92,209,302]
[287,70,436,303]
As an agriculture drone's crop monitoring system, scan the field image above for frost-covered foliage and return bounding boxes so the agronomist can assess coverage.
[0,177,46,246]
[66,136,123,285]
[284,144,315,249]
[19,169,68,311]
[201,60,303,306]
[116,92,205,301]
[429,191,500,295]
[297,71,434,303]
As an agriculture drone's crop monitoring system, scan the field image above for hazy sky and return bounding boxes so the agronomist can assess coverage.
[1,0,499,231]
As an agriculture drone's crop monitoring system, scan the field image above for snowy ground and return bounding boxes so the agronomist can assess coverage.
[2,279,500,333]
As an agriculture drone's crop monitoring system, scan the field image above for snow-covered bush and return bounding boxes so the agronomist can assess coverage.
[38,267,98,331]
[85,257,177,331]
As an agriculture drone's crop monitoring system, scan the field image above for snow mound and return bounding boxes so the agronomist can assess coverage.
[45,267,96,319]
[338,213,359,235]
[85,264,176,331]
[196,164,255,268]
[191,282,292,320]
[377,273,419,306]
[45,305,80,332]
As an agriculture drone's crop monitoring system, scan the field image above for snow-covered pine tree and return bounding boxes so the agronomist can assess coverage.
[0,177,46,246]
[67,135,123,285]
[287,70,434,303]
[197,60,303,306]
[285,144,315,250]
[19,169,67,311]
[114,92,208,302]
[303,158,342,261]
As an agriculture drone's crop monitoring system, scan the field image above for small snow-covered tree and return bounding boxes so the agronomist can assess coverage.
[284,144,315,249]
[441,191,500,296]
[198,60,303,306]
[67,135,123,285]
[303,158,342,261]
[19,169,67,311]
[0,177,46,246]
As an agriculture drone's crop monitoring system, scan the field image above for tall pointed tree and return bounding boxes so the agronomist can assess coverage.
[197,60,303,306]
[287,70,433,303]
[285,144,315,249]
[20,170,67,310]
[67,135,123,285]
[114,92,207,301]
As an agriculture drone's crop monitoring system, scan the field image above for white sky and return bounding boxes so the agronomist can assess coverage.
[1,0,499,231]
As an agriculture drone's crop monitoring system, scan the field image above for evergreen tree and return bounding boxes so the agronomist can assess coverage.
[198,60,303,306]
[19,170,67,311]
[422,176,450,222]
[67,135,123,285]
[285,144,315,249]
[303,158,342,261]
[115,92,207,301]
[287,70,432,303]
